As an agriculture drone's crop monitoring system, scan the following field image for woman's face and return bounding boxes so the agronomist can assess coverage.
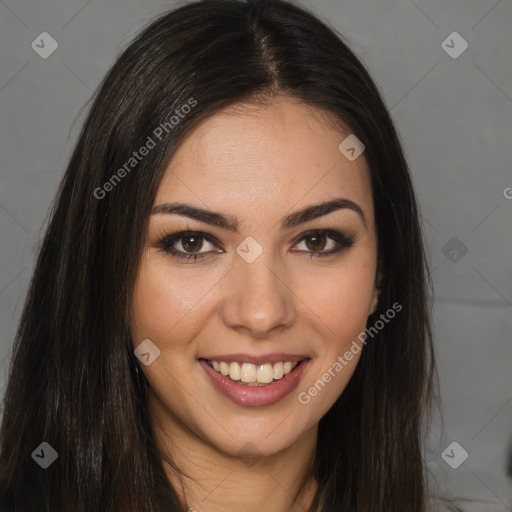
[131,95,379,459]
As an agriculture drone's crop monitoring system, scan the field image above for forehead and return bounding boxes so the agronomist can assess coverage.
[156,96,374,225]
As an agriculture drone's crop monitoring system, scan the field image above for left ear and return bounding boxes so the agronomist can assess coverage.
[369,267,382,315]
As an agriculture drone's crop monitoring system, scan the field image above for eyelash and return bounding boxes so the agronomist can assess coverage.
[155,229,356,262]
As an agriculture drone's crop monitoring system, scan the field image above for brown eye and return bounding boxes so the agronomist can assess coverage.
[304,233,327,252]
[292,229,355,258]
[181,235,204,253]
[156,231,220,262]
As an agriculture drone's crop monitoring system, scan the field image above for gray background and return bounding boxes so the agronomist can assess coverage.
[1,0,511,509]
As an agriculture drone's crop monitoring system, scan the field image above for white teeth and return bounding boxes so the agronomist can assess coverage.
[257,363,274,383]
[229,361,241,381]
[273,362,284,380]
[208,360,301,383]
[241,363,257,382]
[220,361,229,376]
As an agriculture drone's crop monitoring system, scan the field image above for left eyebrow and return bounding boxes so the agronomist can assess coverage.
[281,198,366,229]
[151,197,366,231]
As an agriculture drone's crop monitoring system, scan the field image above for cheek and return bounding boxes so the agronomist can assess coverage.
[130,256,204,393]
[131,254,210,342]
[295,263,373,413]
[132,262,178,340]
[296,251,376,403]
[304,254,377,346]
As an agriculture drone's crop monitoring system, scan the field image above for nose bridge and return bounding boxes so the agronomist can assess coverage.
[221,242,296,336]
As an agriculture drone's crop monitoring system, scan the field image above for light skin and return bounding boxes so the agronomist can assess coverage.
[131,95,380,512]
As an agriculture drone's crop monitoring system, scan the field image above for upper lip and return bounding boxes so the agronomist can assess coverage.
[199,353,310,365]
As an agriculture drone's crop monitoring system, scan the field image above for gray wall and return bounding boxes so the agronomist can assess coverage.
[1,0,511,508]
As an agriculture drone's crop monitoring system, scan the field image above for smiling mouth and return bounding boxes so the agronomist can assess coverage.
[201,359,307,386]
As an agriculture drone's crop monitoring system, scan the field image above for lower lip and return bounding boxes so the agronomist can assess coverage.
[199,359,310,407]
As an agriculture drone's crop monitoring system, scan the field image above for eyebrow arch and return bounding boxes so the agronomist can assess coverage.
[151,197,366,231]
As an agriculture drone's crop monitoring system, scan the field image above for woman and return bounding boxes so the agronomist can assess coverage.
[0,0,448,510]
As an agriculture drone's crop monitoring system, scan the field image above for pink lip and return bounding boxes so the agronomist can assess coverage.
[200,353,309,365]
[199,358,311,407]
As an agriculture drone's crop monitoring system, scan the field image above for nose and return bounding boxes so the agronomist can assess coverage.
[220,250,297,338]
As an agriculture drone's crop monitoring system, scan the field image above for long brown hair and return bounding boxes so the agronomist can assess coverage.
[0,1,437,510]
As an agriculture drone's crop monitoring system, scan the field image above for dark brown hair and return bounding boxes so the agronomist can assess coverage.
[0,1,437,510]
